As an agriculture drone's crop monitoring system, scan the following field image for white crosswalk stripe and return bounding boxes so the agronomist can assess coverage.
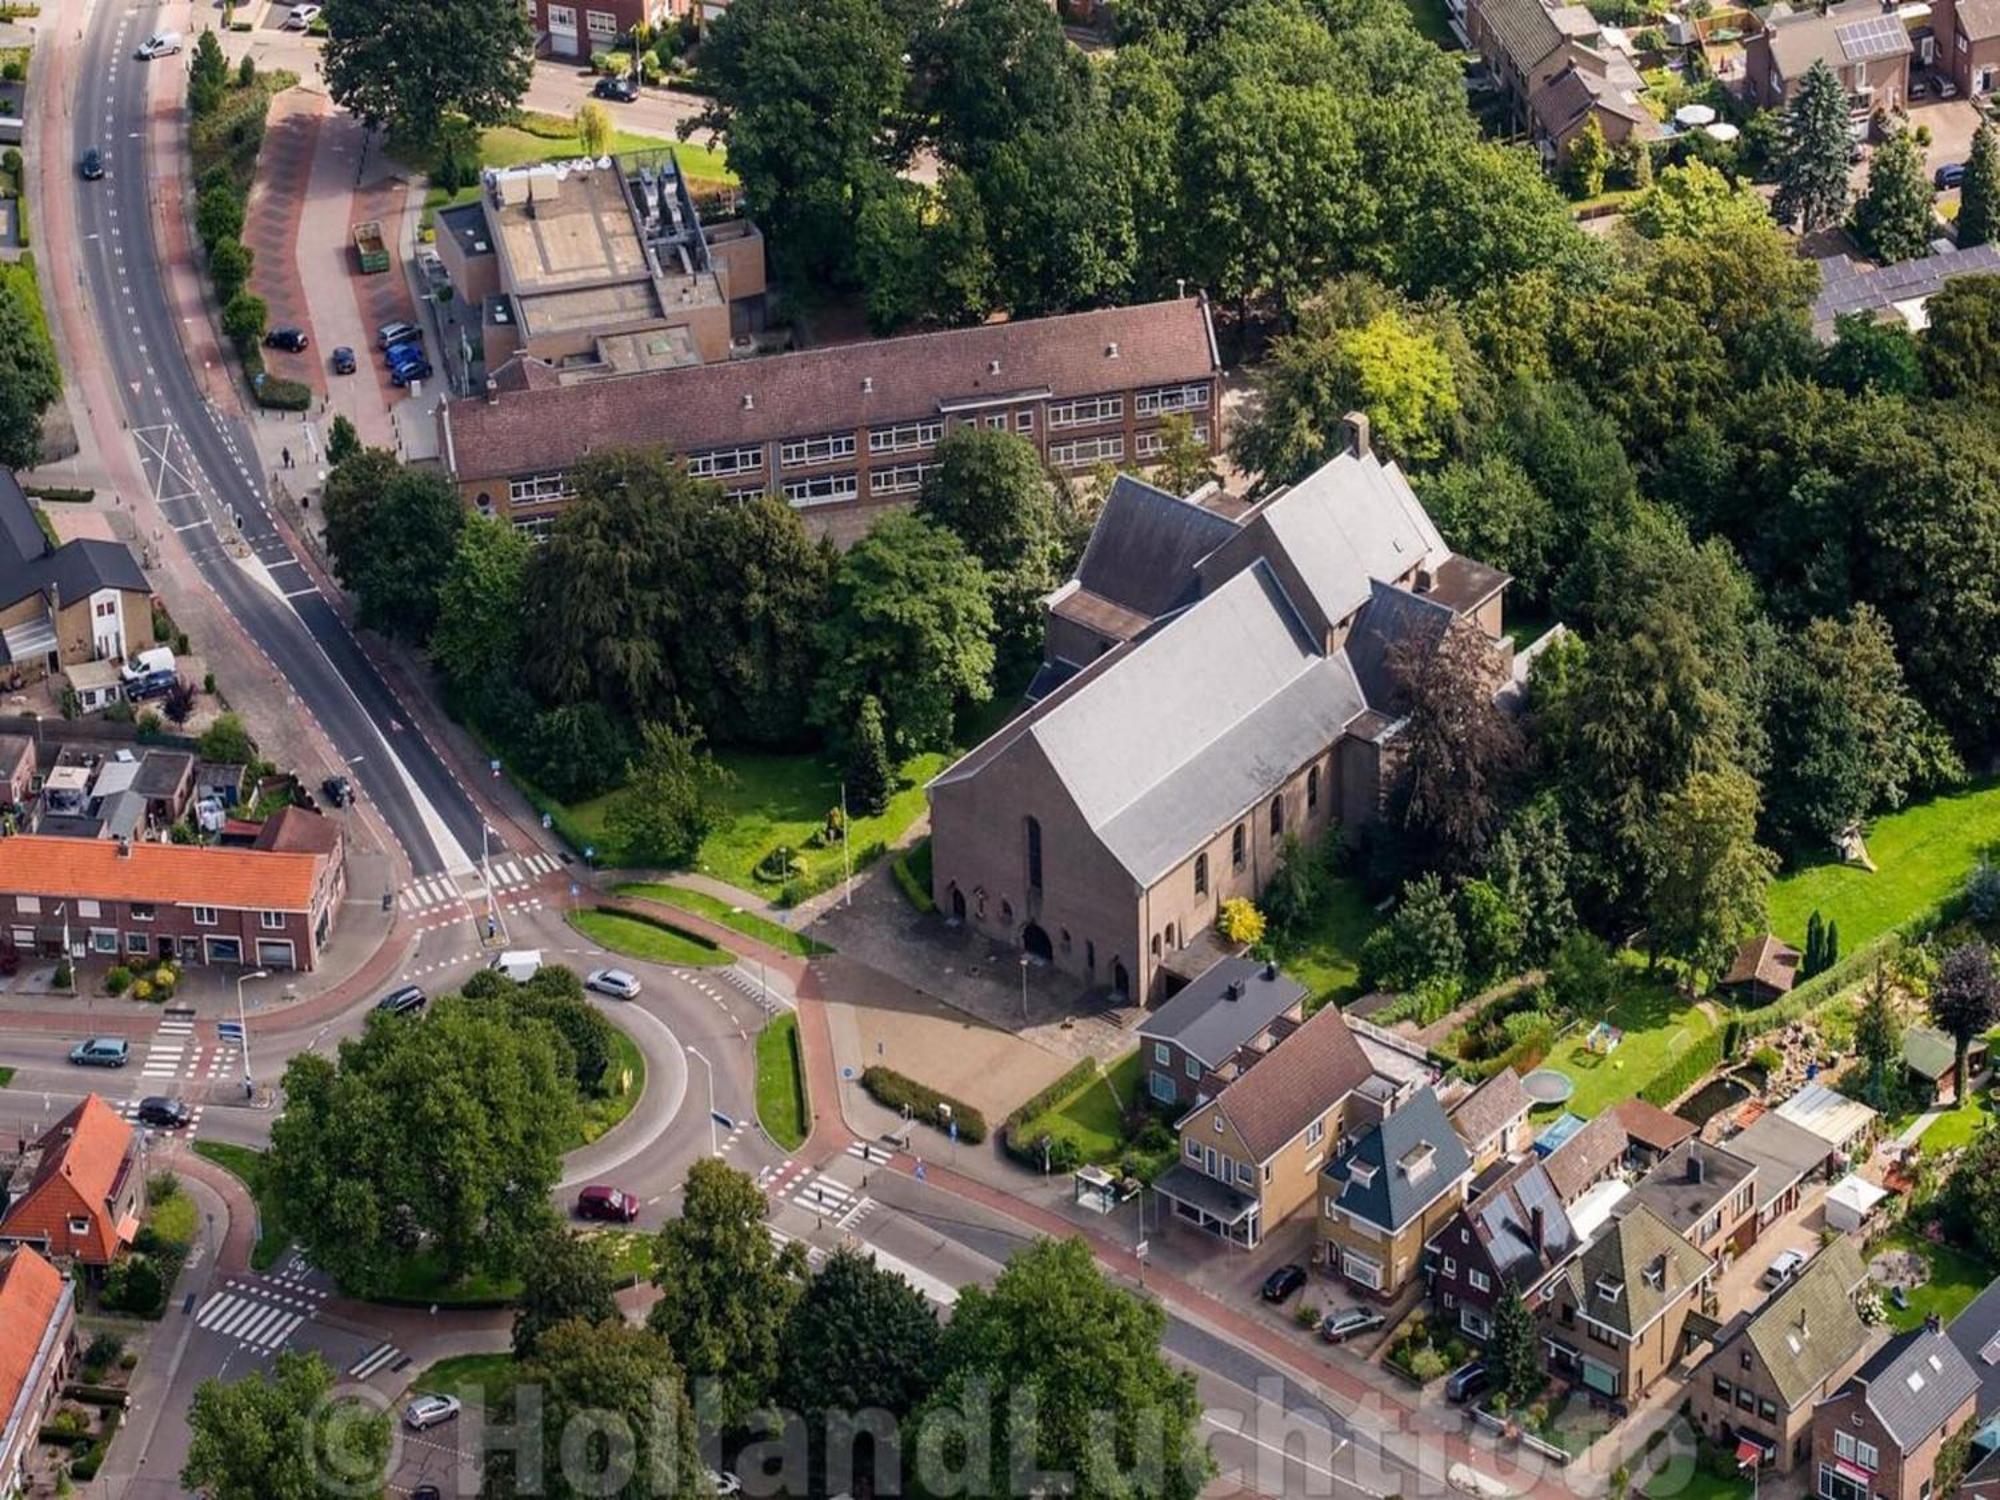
[195,1286,310,1352]
[789,1174,876,1230]
[766,1226,826,1273]
[349,1342,402,1380]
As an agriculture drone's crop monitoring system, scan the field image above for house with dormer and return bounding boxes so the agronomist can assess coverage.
[1813,1322,1979,1500]
[1136,957,1307,1113]
[1539,1202,1713,1403]
[1425,1156,1581,1343]
[1318,1087,1473,1297]
[0,1095,139,1268]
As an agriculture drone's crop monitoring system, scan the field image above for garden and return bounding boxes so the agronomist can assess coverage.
[567,907,735,967]
[1003,1051,1178,1180]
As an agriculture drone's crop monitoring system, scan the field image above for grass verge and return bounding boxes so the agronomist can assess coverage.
[1880,1229,1995,1332]
[376,1247,522,1306]
[1013,1051,1142,1164]
[755,1013,809,1150]
[1273,873,1379,1011]
[0,1065,12,1087]
[615,882,830,957]
[575,1025,646,1147]
[414,1353,517,1421]
[192,1141,291,1271]
[146,1186,197,1246]
[568,907,735,967]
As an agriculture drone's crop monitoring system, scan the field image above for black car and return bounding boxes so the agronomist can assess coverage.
[80,147,104,181]
[374,985,426,1017]
[321,774,352,807]
[593,75,639,102]
[1937,161,1968,190]
[331,345,356,375]
[1260,1264,1308,1303]
[136,1096,192,1129]
[1445,1360,1489,1404]
[264,326,309,353]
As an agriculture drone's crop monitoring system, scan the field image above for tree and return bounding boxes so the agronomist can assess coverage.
[220,292,267,357]
[163,676,197,726]
[1387,617,1522,872]
[1855,962,1901,1109]
[1564,117,1609,200]
[1487,796,1575,965]
[1458,878,1523,982]
[1644,768,1775,987]
[1546,930,1619,1016]
[197,712,256,765]
[1960,122,2000,249]
[196,184,246,251]
[191,29,229,92]
[1419,455,1557,606]
[0,275,61,471]
[915,0,1092,172]
[844,695,894,817]
[1333,310,1461,463]
[1819,312,1924,397]
[811,512,995,756]
[1361,873,1465,992]
[1850,128,1935,265]
[208,237,253,305]
[1628,160,1773,240]
[512,1229,620,1359]
[1488,1283,1540,1404]
[604,719,722,868]
[916,427,1065,663]
[777,1246,943,1494]
[921,1236,1212,1499]
[1948,1126,2000,1262]
[321,451,465,640]
[1150,413,1217,496]
[322,0,533,148]
[491,1320,706,1500]
[573,98,611,158]
[1805,910,1826,980]
[648,1159,807,1428]
[1772,59,1854,233]
[1930,941,2000,1103]
[183,1352,390,1500]
[429,516,532,699]
[1918,273,2000,400]
[237,52,257,88]
[269,999,577,1293]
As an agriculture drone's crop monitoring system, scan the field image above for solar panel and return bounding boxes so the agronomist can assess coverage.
[1836,13,1909,59]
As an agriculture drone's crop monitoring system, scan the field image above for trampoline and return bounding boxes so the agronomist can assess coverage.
[1522,1068,1576,1106]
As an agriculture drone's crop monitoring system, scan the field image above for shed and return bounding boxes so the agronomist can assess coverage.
[1823,1174,1889,1234]
[1906,1025,1985,1103]
[1719,933,1800,1005]
[1774,1080,1876,1158]
[62,659,124,715]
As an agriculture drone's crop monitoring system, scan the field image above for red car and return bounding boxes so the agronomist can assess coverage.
[575,1185,640,1222]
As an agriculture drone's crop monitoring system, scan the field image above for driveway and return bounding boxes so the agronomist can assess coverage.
[1707,1183,1833,1322]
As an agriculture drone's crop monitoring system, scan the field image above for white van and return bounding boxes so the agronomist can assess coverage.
[136,31,183,59]
[121,646,174,683]
[489,949,542,983]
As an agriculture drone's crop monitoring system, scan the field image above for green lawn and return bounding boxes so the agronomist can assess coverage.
[191,1142,291,1272]
[575,1026,646,1147]
[1880,1230,1995,1332]
[378,1248,523,1305]
[414,1353,517,1421]
[1767,778,2000,951]
[1916,1088,1997,1155]
[146,1186,197,1247]
[755,1013,809,1150]
[1544,959,1715,1119]
[1645,1463,1751,1500]
[591,1228,658,1284]
[1273,874,1379,1011]
[1014,1050,1142,1164]
[616,883,831,957]
[567,908,735,967]
[1400,0,1460,47]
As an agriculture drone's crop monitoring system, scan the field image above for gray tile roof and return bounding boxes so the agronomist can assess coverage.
[1073,475,1235,623]
[1562,1202,1711,1338]
[1324,1087,1471,1232]
[1630,1138,1757,1239]
[1766,0,1909,84]
[1203,999,1375,1161]
[1543,1111,1628,1203]
[1450,1069,1532,1153]
[1475,0,1567,75]
[1738,1240,1870,1409]
[0,471,149,611]
[1906,1026,1958,1081]
[1946,1276,2000,1421]
[1960,0,2000,39]
[1465,1156,1578,1293]
[1725,1112,1832,1212]
[1137,956,1306,1070]
[1850,1325,1981,1449]
[1345,581,1457,711]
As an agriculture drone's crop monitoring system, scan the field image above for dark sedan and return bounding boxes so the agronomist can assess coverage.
[80,147,105,181]
[1260,1264,1308,1303]
[136,1096,192,1129]
[331,345,356,375]
[1937,161,1968,191]
[263,326,309,353]
[593,75,639,102]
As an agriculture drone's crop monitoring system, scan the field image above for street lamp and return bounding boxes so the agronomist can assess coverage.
[1019,954,1029,1027]
[687,1045,717,1156]
[237,968,268,1097]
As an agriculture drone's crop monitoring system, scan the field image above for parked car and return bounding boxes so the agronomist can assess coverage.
[402,1394,460,1432]
[321,774,352,807]
[374,985,426,1017]
[136,1096,192,1129]
[384,334,425,363]
[390,358,433,388]
[411,1489,442,1500]
[1319,1306,1385,1344]
[575,1185,640,1222]
[1445,1361,1489,1404]
[135,30,182,58]
[284,4,322,27]
[263,327,309,353]
[126,670,176,702]
[593,75,640,103]
[491,949,542,983]
[375,320,420,350]
[1937,161,1968,190]
[1763,1248,1808,1289]
[585,968,641,999]
[1260,1264,1308,1303]
[330,346,356,375]
[69,1038,130,1068]
[79,148,104,181]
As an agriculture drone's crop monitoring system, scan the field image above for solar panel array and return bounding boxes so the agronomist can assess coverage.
[1836,13,1910,59]
[1811,243,2000,330]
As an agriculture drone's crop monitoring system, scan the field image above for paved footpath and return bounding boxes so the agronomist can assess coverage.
[244,92,325,395]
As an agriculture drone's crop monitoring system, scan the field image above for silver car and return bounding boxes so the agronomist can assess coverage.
[403,1394,460,1431]
[586,967,641,999]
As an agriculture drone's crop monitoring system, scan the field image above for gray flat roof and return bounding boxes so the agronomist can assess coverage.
[1138,956,1306,1069]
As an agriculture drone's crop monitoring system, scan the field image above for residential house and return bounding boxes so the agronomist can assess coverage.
[0,1246,73,1500]
[1466,0,1659,162]
[1813,1322,1979,1500]
[1630,1137,1760,1262]
[1905,1025,1984,1104]
[130,750,195,828]
[1945,1276,2000,1446]
[1319,1087,1474,1297]
[1745,0,1912,118]
[0,1095,139,1266]
[1725,1110,1834,1237]
[1542,1110,1631,1207]
[1612,1098,1696,1171]
[0,470,152,685]
[1152,1001,1375,1249]
[0,737,31,812]
[520,0,682,58]
[1934,0,2000,98]
[1775,1082,1878,1165]
[1720,934,1801,1006]
[1689,1241,1876,1475]
[1135,957,1307,1113]
[1426,1157,1580,1343]
[0,835,342,970]
[439,288,1223,546]
[928,424,1513,1005]
[1539,1202,1714,1405]
[1449,1068,1534,1173]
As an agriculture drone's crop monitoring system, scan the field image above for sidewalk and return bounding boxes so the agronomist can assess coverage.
[243,92,326,396]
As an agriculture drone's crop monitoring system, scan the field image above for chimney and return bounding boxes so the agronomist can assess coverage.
[117,837,131,858]
[484,376,499,404]
[1928,1313,1944,1334]
[1531,1205,1546,1253]
[1106,341,1120,359]
[1263,959,1278,981]
[988,358,1002,375]
[1415,566,1435,594]
[1224,981,1242,1001]
[742,394,754,410]
[1341,410,1372,458]
[1688,1152,1705,1185]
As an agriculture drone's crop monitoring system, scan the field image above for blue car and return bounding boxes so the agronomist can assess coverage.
[384,336,425,367]
[391,357,433,387]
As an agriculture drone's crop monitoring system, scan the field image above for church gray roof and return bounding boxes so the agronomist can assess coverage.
[1073,474,1236,622]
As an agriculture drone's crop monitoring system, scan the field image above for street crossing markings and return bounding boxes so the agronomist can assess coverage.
[766,1226,826,1273]
[349,1342,403,1380]
[195,1287,307,1352]
[790,1173,877,1231]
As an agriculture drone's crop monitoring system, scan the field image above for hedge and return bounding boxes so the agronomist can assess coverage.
[254,375,313,411]
[68,1408,121,1480]
[24,484,94,502]
[1001,1056,1100,1157]
[891,849,934,914]
[61,1384,130,1408]
[778,839,886,907]
[1737,888,1967,1040]
[1640,1030,1725,1108]
[860,1065,987,1144]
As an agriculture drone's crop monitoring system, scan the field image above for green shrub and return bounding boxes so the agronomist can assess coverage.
[859,1065,987,1144]
[1002,1057,1101,1163]
[254,376,313,411]
[104,965,132,995]
[23,484,95,502]
[129,978,152,1003]
[891,849,935,913]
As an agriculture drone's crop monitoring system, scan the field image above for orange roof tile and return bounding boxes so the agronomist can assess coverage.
[0,835,321,911]
[0,1247,65,1428]
[0,1095,137,1264]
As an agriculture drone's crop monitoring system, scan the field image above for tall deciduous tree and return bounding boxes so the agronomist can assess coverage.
[1419,455,1557,607]
[1387,618,1522,872]
[1772,60,1854,233]
[606,719,723,868]
[1930,942,2000,1103]
[1819,312,1924,397]
[430,516,533,700]
[1644,767,1776,987]
[512,1229,620,1360]
[1850,128,1935,265]
[921,1237,1212,1499]
[648,1159,807,1427]
[917,427,1066,662]
[0,274,59,471]
[1564,117,1609,199]
[1961,123,2000,249]
[573,99,611,158]
[322,0,532,147]
[1628,160,1773,240]
[1487,796,1576,965]
[183,1352,390,1500]
[1918,273,2000,400]
[320,450,465,642]
[913,0,1092,172]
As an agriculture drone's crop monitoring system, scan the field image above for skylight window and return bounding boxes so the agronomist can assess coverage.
[1907,1371,1927,1394]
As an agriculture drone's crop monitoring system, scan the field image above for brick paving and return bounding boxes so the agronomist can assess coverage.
[243,94,325,394]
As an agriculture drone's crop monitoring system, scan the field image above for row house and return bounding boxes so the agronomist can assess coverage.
[1745,0,1913,120]
[1629,1137,1760,1264]
[0,1096,139,1268]
[1539,1203,1713,1406]
[1318,1088,1473,1298]
[0,1247,73,1500]
[1448,1069,1534,1174]
[1425,1155,1578,1341]
[1814,1323,1978,1500]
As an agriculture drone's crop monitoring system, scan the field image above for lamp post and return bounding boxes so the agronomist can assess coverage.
[237,968,268,1097]
[1019,954,1029,1027]
[687,1045,716,1156]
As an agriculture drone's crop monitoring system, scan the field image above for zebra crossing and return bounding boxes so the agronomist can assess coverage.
[787,1172,877,1231]
[348,1342,406,1381]
[195,1276,326,1353]
[397,851,564,914]
[766,1225,826,1272]
[485,851,562,889]
[141,1016,195,1078]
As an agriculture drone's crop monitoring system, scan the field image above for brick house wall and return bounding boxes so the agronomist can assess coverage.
[1813,1387,1976,1500]
[3,889,330,971]
[1540,1281,1700,1403]
[1321,1186,1467,1299]
[1692,1334,1874,1476]
[1171,1093,1353,1246]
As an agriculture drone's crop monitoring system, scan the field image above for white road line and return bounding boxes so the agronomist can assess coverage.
[196,1292,243,1329]
[258,1312,304,1350]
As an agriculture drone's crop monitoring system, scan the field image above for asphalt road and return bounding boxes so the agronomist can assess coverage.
[66,0,493,878]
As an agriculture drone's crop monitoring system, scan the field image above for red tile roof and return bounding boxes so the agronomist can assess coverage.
[1203,1002,1375,1162]
[253,805,342,856]
[0,1246,65,1432]
[1722,933,1799,992]
[0,835,322,912]
[0,1095,135,1264]
[443,298,1220,483]
[1614,1097,1698,1152]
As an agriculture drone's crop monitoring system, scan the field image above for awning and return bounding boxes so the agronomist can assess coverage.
[113,1212,139,1245]
[1152,1163,1257,1225]
[1736,1437,1772,1468]
[1834,1459,1874,1485]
